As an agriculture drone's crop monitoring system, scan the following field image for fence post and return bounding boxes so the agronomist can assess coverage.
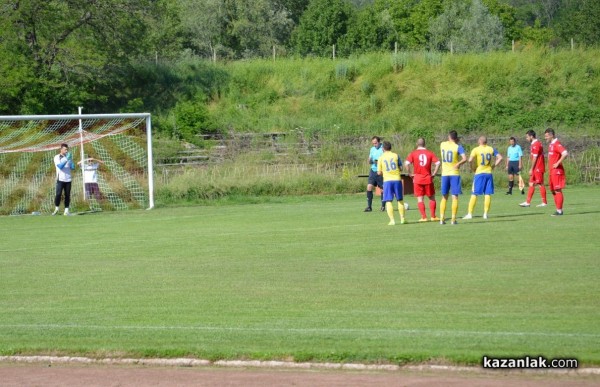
[450,41,453,55]
[512,40,515,52]
[333,44,336,59]
[395,41,398,54]
[571,38,574,51]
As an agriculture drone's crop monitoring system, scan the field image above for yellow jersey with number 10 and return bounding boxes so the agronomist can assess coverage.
[377,151,401,181]
[440,141,465,176]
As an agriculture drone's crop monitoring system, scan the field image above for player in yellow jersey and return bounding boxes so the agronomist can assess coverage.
[377,141,406,225]
[463,136,503,220]
[439,130,467,225]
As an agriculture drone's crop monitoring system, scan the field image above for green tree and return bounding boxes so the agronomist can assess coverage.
[178,0,293,59]
[374,0,444,50]
[273,0,310,24]
[343,6,395,53]
[429,0,504,53]
[483,0,522,45]
[556,0,600,46]
[0,0,167,114]
[292,0,354,57]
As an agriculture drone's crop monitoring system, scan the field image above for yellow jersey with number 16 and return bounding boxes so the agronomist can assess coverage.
[377,151,401,182]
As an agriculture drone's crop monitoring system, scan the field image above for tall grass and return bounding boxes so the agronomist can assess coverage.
[155,163,365,205]
[207,48,600,138]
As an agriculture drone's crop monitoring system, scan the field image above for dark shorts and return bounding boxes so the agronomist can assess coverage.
[507,161,520,175]
[367,170,384,188]
[85,183,103,200]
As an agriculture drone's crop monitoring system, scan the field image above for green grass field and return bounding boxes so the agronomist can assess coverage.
[0,186,599,365]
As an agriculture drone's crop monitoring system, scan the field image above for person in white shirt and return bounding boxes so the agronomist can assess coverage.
[53,143,75,215]
[78,155,105,200]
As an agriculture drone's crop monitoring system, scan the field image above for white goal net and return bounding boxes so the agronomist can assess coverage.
[0,113,154,215]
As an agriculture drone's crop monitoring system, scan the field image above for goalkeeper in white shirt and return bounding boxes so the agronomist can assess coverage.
[78,154,105,200]
[52,143,76,215]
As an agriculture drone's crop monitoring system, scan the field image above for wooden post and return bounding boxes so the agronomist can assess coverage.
[571,38,574,51]
[273,45,276,61]
[450,41,453,55]
[333,44,336,59]
[395,41,398,54]
[512,39,515,52]
[155,51,158,65]
[212,47,217,63]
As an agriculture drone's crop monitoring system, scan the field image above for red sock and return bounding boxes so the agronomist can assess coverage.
[527,186,535,203]
[429,200,437,218]
[554,191,564,210]
[418,202,426,219]
[540,185,547,204]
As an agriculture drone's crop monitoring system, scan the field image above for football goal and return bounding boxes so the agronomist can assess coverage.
[0,113,154,215]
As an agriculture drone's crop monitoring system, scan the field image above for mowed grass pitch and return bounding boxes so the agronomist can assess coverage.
[0,187,599,365]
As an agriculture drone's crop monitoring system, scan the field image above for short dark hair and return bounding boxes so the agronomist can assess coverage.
[449,130,459,142]
[382,141,392,151]
[509,136,516,142]
[371,136,381,143]
[544,128,555,136]
[526,130,536,138]
[60,143,69,149]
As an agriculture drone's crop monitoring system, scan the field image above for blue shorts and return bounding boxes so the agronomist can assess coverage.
[383,180,403,202]
[441,175,462,196]
[471,173,494,195]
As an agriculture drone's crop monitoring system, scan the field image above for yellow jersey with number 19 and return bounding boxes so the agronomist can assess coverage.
[440,141,465,176]
[377,151,401,182]
[471,145,498,174]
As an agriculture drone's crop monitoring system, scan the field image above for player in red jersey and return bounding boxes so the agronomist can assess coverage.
[405,138,441,222]
[544,128,568,216]
[520,130,548,208]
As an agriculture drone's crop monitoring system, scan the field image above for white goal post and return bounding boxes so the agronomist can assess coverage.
[0,113,154,215]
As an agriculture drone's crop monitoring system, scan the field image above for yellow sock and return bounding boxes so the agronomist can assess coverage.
[398,201,405,218]
[451,198,459,220]
[440,197,447,219]
[386,201,395,221]
[484,195,491,214]
[468,195,477,215]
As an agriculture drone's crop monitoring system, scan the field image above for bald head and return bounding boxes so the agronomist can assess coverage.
[417,138,425,148]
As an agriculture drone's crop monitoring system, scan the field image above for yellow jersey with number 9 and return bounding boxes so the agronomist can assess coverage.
[440,141,465,176]
[377,151,401,181]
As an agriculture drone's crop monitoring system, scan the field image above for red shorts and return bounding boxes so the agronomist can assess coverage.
[414,182,435,197]
[529,171,545,185]
[549,174,566,191]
